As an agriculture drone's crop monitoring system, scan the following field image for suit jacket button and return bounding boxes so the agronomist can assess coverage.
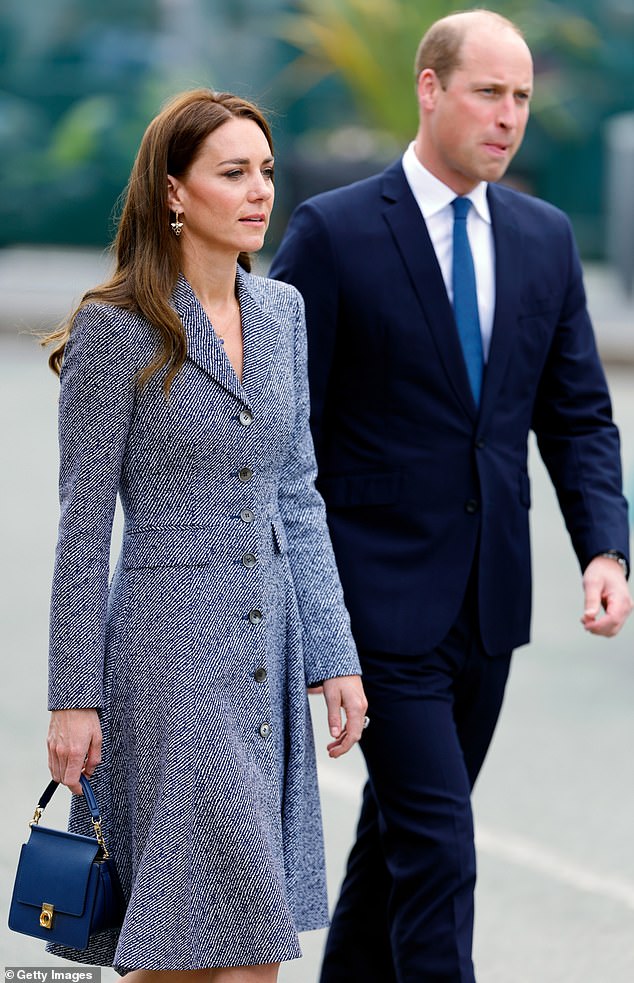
[242,552,258,569]
[239,409,254,427]
[259,722,271,738]
[465,499,479,514]
[240,508,255,523]
[254,667,267,683]
[475,437,485,449]
[249,609,263,625]
[239,466,253,482]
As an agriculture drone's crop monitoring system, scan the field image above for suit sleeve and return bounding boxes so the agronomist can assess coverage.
[532,217,630,572]
[269,200,340,461]
[48,305,138,710]
[277,286,360,687]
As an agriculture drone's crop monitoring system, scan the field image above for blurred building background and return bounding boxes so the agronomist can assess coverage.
[2,0,634,271]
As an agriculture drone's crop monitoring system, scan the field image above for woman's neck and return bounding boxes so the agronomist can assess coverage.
[180,250,239,310]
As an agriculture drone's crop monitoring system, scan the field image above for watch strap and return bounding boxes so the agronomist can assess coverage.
[597,550,629,579]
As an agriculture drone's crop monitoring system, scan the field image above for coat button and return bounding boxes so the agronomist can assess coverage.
[242,552,258,569]
[239,409,253,427]
[259,722,271,739]
[249,609,263,625]
[240,508,254,523]
[465,499,479,514]
[239,466,253,482]
[254,667,267,683]
[475,437,485,449]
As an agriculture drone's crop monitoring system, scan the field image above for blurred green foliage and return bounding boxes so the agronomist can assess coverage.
[275,0,634,255]
[1,0,633,256]
[0,0,283,247]
[275,0,623,140]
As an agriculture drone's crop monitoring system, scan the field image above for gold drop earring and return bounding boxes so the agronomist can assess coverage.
[171,211,183,237]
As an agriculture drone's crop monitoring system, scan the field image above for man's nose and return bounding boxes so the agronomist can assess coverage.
[497,95,518,129]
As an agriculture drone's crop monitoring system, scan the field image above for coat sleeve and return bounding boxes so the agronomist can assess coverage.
[531,216,630,573]
[276,285,361,687]
[48,304,139,710]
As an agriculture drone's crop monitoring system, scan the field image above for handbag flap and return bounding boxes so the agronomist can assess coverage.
[15,825,101,917]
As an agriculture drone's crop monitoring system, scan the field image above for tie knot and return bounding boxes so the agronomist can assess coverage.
[452,197,471,221]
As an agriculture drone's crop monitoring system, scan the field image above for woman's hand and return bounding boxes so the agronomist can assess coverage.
[47,708,102,794]
[321,675,368,758]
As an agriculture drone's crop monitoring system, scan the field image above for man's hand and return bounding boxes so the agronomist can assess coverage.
[322,675,368,758]
[47,708,102,794]
[581,556,633,636]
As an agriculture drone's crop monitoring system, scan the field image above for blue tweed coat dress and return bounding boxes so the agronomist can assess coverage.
[46,267,360,972]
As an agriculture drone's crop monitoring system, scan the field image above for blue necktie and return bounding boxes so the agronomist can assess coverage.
[451,197,483,406]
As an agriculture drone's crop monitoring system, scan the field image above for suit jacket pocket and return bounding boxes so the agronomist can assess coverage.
[316,471,403,508]
[518,293,559,317]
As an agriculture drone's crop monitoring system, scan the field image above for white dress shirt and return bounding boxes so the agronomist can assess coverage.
[401,142,496,361]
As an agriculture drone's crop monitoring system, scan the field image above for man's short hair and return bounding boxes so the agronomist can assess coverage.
[414,10,525,88]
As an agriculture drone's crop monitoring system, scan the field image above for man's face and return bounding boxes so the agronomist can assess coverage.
[417,25,533,194]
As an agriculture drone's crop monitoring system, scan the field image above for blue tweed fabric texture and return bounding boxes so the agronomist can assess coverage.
[46,268,360,972]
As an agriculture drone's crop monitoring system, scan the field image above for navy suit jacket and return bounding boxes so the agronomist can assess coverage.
[270,160,630,656]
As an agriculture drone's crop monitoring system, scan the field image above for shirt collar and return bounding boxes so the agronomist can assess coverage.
[402,142,491,224]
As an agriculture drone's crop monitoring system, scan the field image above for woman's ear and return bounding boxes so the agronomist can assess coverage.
[167,175,182,212]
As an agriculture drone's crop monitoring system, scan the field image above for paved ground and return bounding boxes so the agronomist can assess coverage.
[1,250,633,981]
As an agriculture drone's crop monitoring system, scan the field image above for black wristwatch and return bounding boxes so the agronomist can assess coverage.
[597,550,629,578]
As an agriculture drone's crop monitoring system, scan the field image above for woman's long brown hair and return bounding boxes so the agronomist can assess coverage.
[43,89,274,395]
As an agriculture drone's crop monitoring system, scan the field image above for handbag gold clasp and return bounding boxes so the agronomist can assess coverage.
[92,818,110,859]
[40,903,54,929]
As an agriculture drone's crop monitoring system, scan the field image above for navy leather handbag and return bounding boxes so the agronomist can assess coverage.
[8,774,125,949]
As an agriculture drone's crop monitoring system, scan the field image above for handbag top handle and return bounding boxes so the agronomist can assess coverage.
[31,774,110,858]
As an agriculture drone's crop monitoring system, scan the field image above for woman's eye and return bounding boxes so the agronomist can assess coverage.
[224,169,243,179]
[263,167,275,181]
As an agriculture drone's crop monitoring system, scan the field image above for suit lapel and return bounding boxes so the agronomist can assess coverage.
[478,186,523,428]
[381,163,477,421]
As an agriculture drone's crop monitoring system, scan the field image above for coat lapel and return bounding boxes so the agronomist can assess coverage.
[478,186,523,428]
[236,267,282,404]
[172,268,282,408]
[172,274,247,404]
[381,162,477,421]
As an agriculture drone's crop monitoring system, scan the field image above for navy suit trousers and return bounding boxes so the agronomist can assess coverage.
[320,586,512,983]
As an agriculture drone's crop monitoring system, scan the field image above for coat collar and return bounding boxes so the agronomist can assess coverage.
[171,266,281,407]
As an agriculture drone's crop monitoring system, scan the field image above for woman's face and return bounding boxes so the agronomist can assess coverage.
[167,116,274,260]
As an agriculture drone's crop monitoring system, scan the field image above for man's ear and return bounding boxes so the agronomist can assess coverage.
[417,68,441,110]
